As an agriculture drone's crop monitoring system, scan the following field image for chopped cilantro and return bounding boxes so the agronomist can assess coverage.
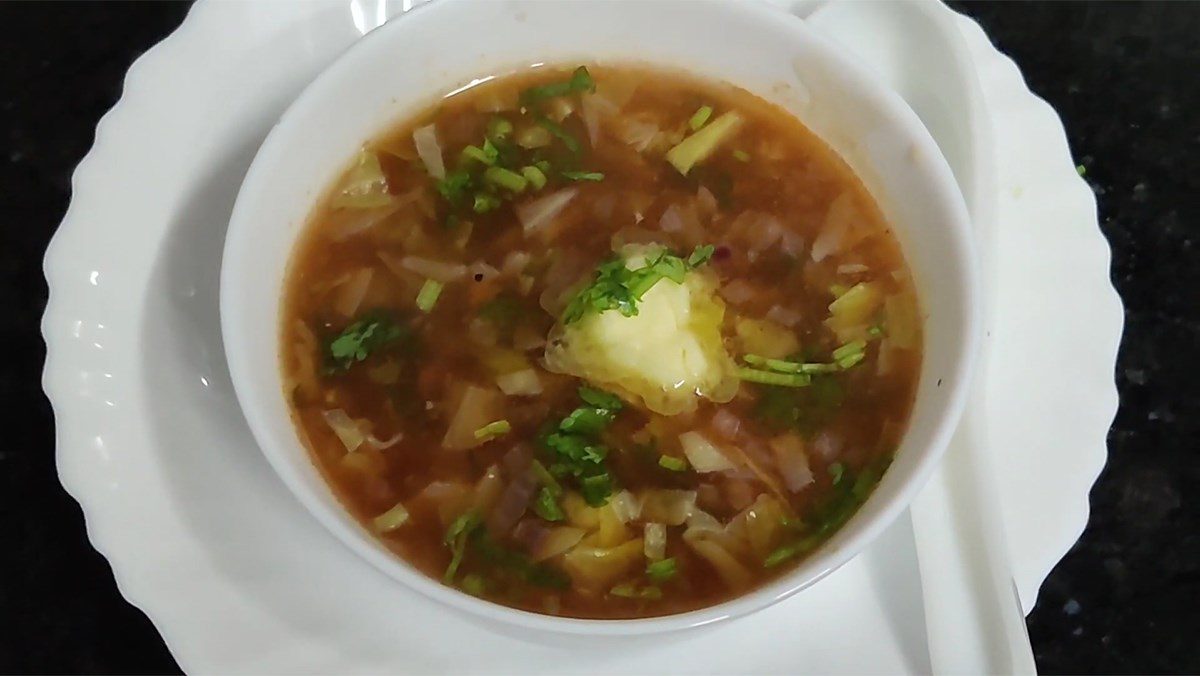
[539,386,623,507]
[561,245,716,324]
[442,511,482,583]
[325,314,409,372]
[474,531,570,588]
[578,386,623,410]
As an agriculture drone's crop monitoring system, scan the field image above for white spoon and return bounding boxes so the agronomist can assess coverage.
[786,0,1037,672]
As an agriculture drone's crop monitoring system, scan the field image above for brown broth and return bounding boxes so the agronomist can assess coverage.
[281,64,922,619]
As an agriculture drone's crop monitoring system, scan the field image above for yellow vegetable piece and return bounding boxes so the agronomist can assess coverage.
[562,539,645,592]
[666,111,745,175]
[735,316,800,359]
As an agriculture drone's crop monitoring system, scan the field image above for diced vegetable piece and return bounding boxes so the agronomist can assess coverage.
[473,192,501,213]
[688,105,714,131]
[532,526,585,562]
[485,166,529,193]
[679,431,737,472]
[515,124,554,149]
[412,124,446,180]
[646,556,678,582]
[562,539,644,591]
[474,419,512,441]
[400,256,467,283]
[644,523,667,561]
[639,489,698,525]
[737,367,812,387]
[486,117,513,142]
[594,502,631,548]
[561,170,605,182]
[609,490,643,523]
[769,434,814,492]
[658,455,688,472]
[532,486,565,522]
[536,115,582,153]
[520,66,595,105]
[686,537,752,588]
[460,574,486,596]
[332,268,374,318]
[832,339,867,368]
[735,316,800,359]
[562,491,601,530]
[442,385,505,450]
[733,149,751,162]
[666,111,745,175]
[333,150,392,209]
[322,409,365,452]
[516,188,578,235]
[496,368,543,396]
[416,279,444,312]
[828,282,883,328]
[474,464,505,512]
[884,291,920,350]
[609,583,662,600]
[521,165,548,190]
[372,502,411,533]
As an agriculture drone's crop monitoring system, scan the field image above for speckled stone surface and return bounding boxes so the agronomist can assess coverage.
[2,2,1195,673]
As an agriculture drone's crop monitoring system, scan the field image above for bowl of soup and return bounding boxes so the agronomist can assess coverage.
[221,0,978,634]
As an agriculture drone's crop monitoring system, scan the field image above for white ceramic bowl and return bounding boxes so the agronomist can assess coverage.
[221,0,978,635]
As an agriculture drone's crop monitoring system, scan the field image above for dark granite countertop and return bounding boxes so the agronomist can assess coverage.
[2,2,1195,673]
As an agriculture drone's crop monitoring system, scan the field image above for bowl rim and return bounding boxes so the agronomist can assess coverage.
[220,0,979,635]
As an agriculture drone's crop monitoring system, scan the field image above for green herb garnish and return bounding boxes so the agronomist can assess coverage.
[521,165,548,190]
[561,170,605,182]
[436,169,474,206]
[658,455,688,472]
[460,573,486,596]
[646,557,678,583]
[534,115,582,154]
[519,66,596,106]
[474,419,512,441]
[415,279,443,313]
[540,386,623,506]
[443,511,483,583]
[561,245,715,325]
[325,314,409,372]
[532,486,565,522]
[828,462,845,485]
[484,166,528,193]
[737,367,812,387]
[688,105,714,131]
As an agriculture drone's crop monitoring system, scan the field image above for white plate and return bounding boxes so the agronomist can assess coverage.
[43,1,1120,672]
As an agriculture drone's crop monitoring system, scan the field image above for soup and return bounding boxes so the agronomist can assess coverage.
[281,65,922,618]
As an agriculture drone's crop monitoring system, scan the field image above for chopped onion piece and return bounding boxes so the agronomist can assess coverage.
[332,268,374,317]
[366,430,403,449]
[639,489,697,526]
[371,502,410,533]
[501,250,532,276]
[838,263,870,274]
[812,431,843,461]
[412,124,445,180]
[400,256,467,282]
[679,431,737,472]
[516,188,578,235]
[685,509,724,536]
[496,369,543,396]
[687,538,752,588]
[765,305,803,328]
[769,434,814,492]
[442,386,504,450]
[610,490,643,523]
[322,409,365,452]
[720,279,758,305]
[468,261,501,281]
[710,409,743,440]
[644,523,667,561]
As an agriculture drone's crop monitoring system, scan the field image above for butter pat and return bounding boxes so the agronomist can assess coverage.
[544,248,739,415]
